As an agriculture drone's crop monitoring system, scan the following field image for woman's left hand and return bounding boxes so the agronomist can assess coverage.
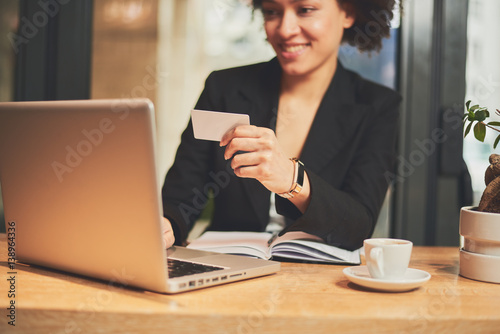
[161,217,175,249]
[220,125,294,194]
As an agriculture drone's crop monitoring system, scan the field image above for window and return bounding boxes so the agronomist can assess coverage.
[463,0,500,204]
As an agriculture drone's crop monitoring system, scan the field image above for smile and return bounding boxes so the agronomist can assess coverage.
[278,43,310,59]
[282,44,308,53]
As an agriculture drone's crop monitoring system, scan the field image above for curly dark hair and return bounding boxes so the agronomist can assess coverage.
[252,0,401,53]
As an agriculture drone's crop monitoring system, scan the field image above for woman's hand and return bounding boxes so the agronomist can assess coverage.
[161,217,175,249]
[220,125,295,194]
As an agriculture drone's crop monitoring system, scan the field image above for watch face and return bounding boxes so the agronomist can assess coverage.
[296,160,305,188]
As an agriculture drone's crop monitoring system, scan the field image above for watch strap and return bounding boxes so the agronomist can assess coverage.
[277,158,304,199]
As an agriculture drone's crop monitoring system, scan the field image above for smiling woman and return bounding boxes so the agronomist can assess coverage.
[161,0,402,250]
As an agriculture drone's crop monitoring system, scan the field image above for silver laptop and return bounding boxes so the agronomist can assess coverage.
[0,98,280,293]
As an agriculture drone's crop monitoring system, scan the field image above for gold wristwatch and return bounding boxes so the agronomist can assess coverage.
[277,158,304,199]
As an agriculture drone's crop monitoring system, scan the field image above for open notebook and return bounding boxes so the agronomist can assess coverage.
[188,231,361,264]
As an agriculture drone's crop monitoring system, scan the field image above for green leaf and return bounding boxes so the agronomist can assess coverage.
[487,121,500,126]
[464,121,473,138]
[473,122,486,142]
[475,110,487,122]
[468,111,475,121]
[495,135,500,149]
[466,100,471,110]
[470,105,480,112]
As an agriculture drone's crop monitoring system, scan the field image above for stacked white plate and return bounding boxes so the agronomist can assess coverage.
[459,206,500,284]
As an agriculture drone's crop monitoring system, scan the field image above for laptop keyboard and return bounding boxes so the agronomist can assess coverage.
[167,258,224,278]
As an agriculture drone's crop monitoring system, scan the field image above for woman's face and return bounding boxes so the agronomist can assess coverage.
[261,0,354,78]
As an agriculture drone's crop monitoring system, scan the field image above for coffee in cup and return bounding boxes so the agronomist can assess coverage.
[363,238,413,280]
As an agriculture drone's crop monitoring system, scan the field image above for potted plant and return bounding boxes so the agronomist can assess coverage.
[459,101,500,284]
[462,101,500,213]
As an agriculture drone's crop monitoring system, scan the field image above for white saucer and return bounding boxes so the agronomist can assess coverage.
[343,266,431,292]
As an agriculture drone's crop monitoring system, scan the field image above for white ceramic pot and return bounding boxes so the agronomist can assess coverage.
[459,249,500,284]
[459,206,500,283]
[459,206,500,256]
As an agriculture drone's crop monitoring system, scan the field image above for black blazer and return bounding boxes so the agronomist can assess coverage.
[162,58,401,250]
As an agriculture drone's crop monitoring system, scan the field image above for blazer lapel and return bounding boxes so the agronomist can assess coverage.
[300,63,369,174]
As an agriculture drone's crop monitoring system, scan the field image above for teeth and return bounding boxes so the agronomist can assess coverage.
[284,45,307,53]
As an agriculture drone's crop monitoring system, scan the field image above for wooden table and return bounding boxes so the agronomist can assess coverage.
[1,234,499,334]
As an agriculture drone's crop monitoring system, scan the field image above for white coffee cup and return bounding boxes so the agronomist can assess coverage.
[363,238,413,280]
